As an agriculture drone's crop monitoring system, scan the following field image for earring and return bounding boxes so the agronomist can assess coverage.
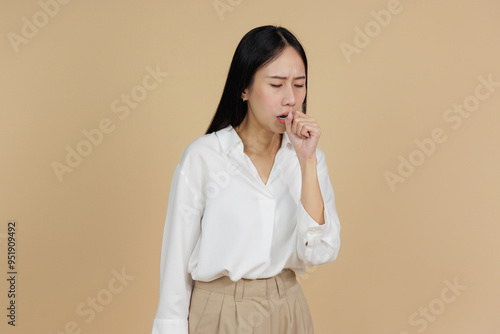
[242,97,247,102]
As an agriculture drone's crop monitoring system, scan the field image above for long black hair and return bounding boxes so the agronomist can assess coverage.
[205,25,308,134]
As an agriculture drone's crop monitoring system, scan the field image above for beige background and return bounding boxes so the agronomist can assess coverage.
[1,1,499,333]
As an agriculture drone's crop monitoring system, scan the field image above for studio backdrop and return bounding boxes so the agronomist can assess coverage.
[1,1,499,334]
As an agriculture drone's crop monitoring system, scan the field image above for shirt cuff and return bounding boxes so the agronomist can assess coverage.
[297,200,330,247]
[152,318,188,334]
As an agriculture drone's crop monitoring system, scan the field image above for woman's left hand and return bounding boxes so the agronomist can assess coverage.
[284,110,321,162]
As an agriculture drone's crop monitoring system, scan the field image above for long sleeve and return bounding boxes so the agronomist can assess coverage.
[152,150,204,334]
[296,148,341,266]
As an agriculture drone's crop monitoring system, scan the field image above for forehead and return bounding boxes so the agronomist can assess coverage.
[258,46,305,77]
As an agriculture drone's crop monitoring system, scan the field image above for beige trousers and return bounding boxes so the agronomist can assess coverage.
[188,269,315,334]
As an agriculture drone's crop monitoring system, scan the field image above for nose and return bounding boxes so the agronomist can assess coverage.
[282,84,296,107]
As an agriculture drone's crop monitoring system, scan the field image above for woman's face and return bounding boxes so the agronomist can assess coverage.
[242,46,306,134]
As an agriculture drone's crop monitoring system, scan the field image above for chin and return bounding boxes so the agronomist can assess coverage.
[270,124,286,134]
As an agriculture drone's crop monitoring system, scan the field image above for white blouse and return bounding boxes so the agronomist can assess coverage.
[152,125,341,334]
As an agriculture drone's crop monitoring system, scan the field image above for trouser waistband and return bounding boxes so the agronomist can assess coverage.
[194,269,297,301]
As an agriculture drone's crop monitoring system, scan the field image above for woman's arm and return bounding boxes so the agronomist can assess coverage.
[295,148,341,265]
[285,110,341,264]
[286,110,326,227]
[299,156,325,227]
[152,149,204,334]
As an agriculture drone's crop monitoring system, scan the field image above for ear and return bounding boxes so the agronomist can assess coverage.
[241,89,248,101]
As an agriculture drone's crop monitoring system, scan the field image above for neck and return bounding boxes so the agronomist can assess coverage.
[235,116,282,155]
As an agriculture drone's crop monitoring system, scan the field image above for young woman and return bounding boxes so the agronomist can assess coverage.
[152,25,341,334]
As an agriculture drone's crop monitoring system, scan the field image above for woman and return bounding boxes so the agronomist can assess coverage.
[152,25,341,334]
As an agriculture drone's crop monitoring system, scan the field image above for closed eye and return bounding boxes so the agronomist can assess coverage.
[271,84,282,88]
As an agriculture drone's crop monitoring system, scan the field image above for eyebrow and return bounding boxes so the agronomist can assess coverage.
[265,75,306,80]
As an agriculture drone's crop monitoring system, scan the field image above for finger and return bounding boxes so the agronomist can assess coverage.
[302,124,321,137]
[291,111,302,135]
[285,110,293,134]
[294,110,316,122]
[297,118,321,137]
[295,119,306,137]
[297,116,320,132]
[294,118,318,128]
[292,115,313,136]
[295,114,317,127]
[293,120,310,139]
[298,121,320,133]
[301,124,311,138]
[294,109,306,118]
[299,123,313,138]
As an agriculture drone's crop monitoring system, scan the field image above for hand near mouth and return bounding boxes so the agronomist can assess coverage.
[284,110,321,162]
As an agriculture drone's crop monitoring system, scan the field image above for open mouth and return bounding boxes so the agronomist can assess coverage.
[277,112,289,119]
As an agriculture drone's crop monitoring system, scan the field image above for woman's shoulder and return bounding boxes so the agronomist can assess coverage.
[173,127,234,179]
[183,125,233,154]
[177,127,229,165]
[184,132,218,152]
